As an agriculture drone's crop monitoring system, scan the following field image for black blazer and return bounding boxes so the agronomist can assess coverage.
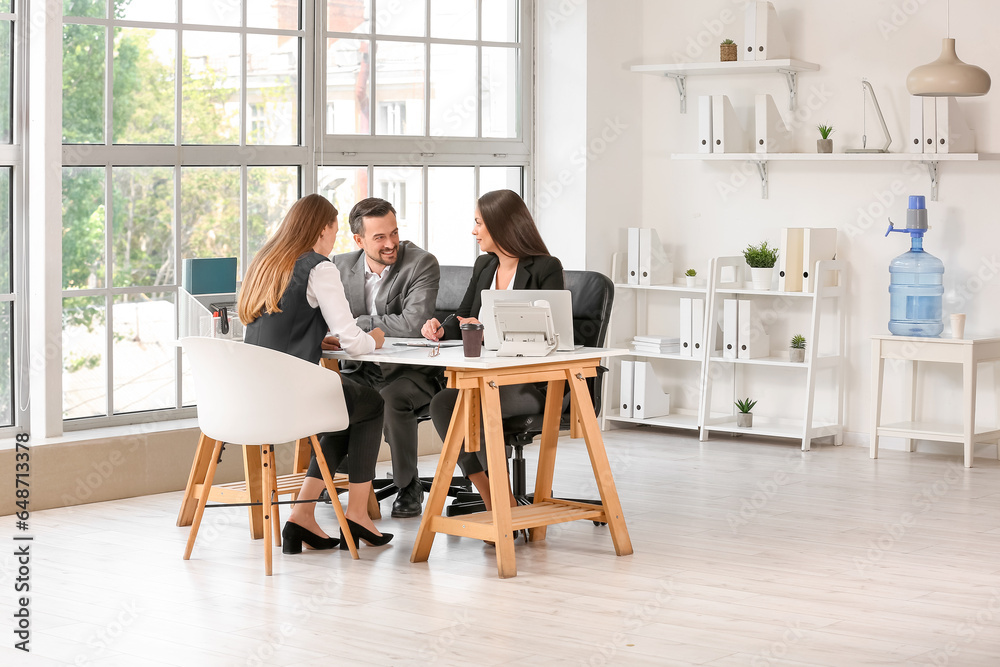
[443,253,564,339]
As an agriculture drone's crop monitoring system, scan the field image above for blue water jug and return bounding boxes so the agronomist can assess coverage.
[885,196,943,337]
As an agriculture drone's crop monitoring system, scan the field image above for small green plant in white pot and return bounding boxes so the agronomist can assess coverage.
[743,241,778,290]
[685,268,697,287]
[735,397,757,428]
[817,124,834,153]
[790,334,806,362]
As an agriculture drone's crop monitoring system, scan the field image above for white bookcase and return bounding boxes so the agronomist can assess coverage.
[698,256,847,450]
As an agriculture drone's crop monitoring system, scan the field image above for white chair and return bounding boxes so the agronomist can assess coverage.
[179,337,358,575]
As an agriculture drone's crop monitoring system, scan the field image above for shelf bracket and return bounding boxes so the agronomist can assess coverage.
[926,161,939,201]
[755,160,769,199]
[666,73,687,113]
[780,69,798,110]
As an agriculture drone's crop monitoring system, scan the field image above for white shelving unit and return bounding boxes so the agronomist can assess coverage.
[603,260,711,434]
[630,59,820,113]
[698,256,847,451]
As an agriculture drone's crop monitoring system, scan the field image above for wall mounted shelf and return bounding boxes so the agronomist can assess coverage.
[630,59,820,113]
[671,152,987,200]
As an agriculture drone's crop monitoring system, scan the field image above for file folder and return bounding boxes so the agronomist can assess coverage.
[754,1,789,61]
[619,360,634,418]
[723,299,739,359]
[755,94,791,153]
[698,96,714,153]
[935,97,975,153]
[737,300,770,359]
[712,95,748,154]
[691,298,705,357]
[801,228,838,292]
[627,227,640,285]
[908,96,924,154]
[777,227,804,292]
[743,2,757,61]
[638,228,672,286]
[633,362,671,420]
[922,97,937,153]
[679,297,693,358]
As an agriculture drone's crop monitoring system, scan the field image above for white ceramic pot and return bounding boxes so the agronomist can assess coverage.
[750,267,773,290]
[685,276,697,287]
[736,412,753,428]
[789,347,805,363]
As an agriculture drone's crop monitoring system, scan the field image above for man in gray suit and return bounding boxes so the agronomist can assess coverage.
[328,197,442,518]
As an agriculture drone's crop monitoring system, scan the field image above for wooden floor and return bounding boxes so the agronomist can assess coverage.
[5,429,1000,666]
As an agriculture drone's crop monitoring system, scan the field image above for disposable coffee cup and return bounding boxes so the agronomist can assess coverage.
[950,313,966,339]
[460,322,485,357]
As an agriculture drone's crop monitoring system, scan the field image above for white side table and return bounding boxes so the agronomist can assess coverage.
[870,335,1000,467]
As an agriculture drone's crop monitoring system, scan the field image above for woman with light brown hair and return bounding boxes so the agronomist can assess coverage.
[239,193,392,553]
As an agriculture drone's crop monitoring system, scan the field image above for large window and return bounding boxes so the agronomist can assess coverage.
[319,0,530,265]
[0,0,20,431]
[61,0,306,425]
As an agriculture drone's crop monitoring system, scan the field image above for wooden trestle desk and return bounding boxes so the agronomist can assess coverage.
[327,339,633,579]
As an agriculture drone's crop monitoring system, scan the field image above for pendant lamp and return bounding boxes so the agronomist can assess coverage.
[906,1,991,96]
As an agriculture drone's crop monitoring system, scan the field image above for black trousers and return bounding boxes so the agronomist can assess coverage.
[428,384,546,477]
[305,382,384,484]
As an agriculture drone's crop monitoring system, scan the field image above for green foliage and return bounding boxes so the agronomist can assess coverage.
[817,124,835,140]
[734,397,757,414]
[721,39,735,45]
[790,334,806,349]
[685,268,697,277]
[743,241,778,268]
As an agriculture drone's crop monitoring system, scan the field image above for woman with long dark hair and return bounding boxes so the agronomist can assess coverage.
[239,194,392,553]
[420,189,564,511]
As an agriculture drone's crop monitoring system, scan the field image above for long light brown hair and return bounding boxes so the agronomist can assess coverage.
[238,194,338,324]
[478,189,550,259]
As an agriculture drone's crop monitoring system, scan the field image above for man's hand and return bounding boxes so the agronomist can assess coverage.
[421,318,444,341]
[321,335,341,351]
[370,327,385,349]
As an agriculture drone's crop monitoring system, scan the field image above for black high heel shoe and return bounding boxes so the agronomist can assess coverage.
[281,521,340,554]
[339,518,393,549]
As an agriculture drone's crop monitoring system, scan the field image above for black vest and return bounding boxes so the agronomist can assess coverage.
[244,252,330,365]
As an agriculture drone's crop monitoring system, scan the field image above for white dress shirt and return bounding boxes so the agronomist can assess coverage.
[363,260,392,316]
[305,261,375,356]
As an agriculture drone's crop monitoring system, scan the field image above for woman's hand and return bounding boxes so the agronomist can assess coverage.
[321,335,341,351]
[421,318,444,341]
[457,316,481,326]
[370,327,385,349]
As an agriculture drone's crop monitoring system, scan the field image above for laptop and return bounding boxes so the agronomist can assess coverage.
[480,290,575,351]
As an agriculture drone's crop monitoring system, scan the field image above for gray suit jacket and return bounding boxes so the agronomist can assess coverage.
[332,241,440,337]
[333,241,443,394]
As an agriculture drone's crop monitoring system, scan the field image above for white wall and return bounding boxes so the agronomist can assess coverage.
[539,0,1000,445]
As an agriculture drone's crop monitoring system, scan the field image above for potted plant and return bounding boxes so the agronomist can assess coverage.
[817,124,834,153]
[720,39,737,62]
[789,334,806,362]
[685,268,697,287]
[735,397,756,428]
[743,241,778,290]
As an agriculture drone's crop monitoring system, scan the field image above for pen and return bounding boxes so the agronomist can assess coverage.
[438,313,457,331]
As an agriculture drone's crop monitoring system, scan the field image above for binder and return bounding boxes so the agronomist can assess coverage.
[777,227,804,292]
[633,362,670,420]
[691,298,705,358]
[737,300,770,359]
[935,97,975,153]
[922,97,937,153]
[638,228,672,286]
[754,1,789,61]
[627,227,640,285]
[679,297,693,358]
[755,94,791,153]
[908,96,924,154]
[698,96,714,153]
[723,299,739,359]
[619,360,634,418]
[801,228,838,292]
[712,95,747,154]
[743,2,757,61]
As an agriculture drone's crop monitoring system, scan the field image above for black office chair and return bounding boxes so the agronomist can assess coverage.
[446,269,615,517]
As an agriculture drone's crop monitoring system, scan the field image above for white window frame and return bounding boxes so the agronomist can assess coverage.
[59,2,314,429]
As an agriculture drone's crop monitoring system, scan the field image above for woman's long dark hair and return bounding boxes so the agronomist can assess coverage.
[478,189,550,259]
